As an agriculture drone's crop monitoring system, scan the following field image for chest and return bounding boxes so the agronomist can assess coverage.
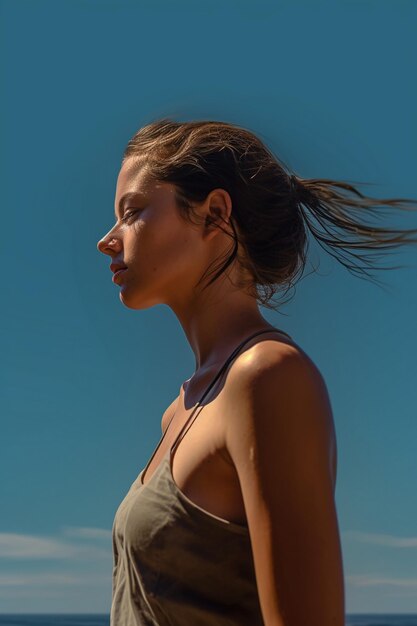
[141,391,248,527]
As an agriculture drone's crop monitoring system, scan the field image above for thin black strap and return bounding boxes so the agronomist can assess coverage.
[169,328,290,454]
[140,327,291,482]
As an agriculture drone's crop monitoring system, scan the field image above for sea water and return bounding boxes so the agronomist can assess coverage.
[0,614,417,626]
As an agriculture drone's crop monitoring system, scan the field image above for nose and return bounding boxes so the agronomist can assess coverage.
[97,233,121,255]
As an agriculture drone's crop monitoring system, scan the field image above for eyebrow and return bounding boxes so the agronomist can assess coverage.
[114,192,146,219]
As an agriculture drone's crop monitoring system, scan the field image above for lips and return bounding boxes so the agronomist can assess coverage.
[110,262,128,274]
[112,266,127,284]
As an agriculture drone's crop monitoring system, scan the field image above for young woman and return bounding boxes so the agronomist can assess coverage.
[97,119,417,626]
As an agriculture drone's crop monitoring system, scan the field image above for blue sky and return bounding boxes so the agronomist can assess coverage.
[1,0,417,615]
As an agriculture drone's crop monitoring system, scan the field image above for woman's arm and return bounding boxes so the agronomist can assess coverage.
[223,343,345,626]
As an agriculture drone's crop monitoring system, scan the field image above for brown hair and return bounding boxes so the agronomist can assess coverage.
[122,118,417,311]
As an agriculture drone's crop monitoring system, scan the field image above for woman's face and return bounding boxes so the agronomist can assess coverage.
[96,158,220,310]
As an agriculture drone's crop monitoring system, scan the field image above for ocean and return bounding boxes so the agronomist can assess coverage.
[0,615,417,626]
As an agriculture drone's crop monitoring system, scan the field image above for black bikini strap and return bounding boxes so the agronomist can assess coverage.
[169,327,290,454]
[197,328,288,406]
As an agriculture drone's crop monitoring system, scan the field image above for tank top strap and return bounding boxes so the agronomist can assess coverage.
[169,327,290,455]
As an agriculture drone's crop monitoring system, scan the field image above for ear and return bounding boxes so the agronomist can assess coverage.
[202,188,233,240]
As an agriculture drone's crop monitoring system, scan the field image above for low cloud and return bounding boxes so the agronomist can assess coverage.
[342,530,417,548]
[61,526,112,540]
[0,526,111,560]
[0,572,110,587]
[347,574,417,589]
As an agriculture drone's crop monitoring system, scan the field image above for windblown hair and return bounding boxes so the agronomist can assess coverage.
[122,118,417,311]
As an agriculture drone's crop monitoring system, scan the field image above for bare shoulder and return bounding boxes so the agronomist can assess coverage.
[231,336,325,387]
[227,337,329,402]
[224,339,337,490]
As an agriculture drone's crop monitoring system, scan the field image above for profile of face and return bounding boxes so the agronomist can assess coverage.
[96,158,233,310]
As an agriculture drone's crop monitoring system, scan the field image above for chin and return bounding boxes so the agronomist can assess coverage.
[118,290,161,310]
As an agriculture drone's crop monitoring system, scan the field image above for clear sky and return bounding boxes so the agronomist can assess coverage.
[1,0,417,615]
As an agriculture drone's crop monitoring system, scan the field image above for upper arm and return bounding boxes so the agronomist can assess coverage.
[224,345,344,626]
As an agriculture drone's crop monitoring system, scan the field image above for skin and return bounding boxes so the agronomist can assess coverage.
[97,157,345,626]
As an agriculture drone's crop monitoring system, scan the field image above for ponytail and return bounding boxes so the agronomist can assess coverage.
[288,173,417,289]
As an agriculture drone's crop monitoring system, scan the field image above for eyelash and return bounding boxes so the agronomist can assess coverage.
[121,209,137,222]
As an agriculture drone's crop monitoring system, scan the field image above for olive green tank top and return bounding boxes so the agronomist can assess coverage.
[111,328,292,626]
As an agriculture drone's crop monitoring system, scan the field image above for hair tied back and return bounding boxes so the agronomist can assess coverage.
[288,174,299,203]
[288,174,317,210]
